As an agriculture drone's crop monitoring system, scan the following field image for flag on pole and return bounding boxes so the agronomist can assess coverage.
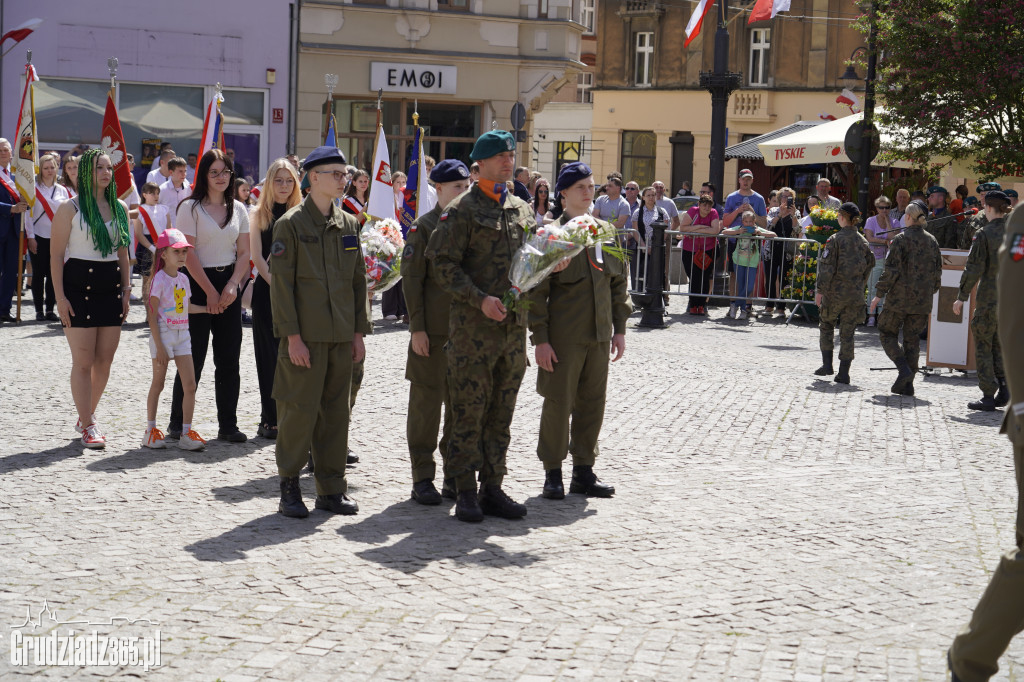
[100,87,134,201]
[365,124,394,222]
[836,88,860,110]
[398,123,429,236]
[12,63,38,206]
[1,18,42,52]
[198,90,225,158]
[748,0,791,23]
[684,0,714,48]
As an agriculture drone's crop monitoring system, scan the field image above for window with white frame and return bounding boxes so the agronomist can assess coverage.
[749,28,771,86]
[579,0,596,34]
[576,72,593,103]
[634,32,654,87]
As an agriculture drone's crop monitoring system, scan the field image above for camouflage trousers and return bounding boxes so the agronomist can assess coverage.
[877,310,929,370]
[819,300,864,361]
[446,324,526,491]
[972,311,1005,396]
[405,334,452,483]
[536,341,610,470]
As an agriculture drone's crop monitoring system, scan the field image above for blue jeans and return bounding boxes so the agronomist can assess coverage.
[733,264,757,310]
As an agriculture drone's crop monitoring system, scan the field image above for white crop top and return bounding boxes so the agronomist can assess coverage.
[66,201,121,262]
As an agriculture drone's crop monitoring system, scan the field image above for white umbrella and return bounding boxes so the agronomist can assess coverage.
[758,111,912,168]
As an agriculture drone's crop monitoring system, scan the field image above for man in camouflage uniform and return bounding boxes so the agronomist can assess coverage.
[401,159,470,505]
[926,186,959,249]
[814,202,875,384]
[427,130,551,523]
[947,202,1024,682]
[954,191,1011,411]
[871,199,942,396]
[527,162,632,501]
[958,183,1001,250]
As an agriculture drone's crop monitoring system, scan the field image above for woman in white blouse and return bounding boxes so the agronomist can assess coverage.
[26,153,69,321]
[167,149,251,443]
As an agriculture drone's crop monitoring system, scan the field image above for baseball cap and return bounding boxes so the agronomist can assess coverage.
[738,168,753,179]
[156,228,192,250]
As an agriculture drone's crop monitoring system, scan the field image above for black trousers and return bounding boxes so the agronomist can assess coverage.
[250,277,277,428]
[29,236,55,313]
[381,282,407,318]
[680,248,716,308]
[764,252,790,305]
[170,267,242,433]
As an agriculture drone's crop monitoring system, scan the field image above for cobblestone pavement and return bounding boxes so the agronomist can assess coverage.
[0,294,1020,680]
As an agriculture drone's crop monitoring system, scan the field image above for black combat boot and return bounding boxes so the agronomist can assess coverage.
[478,484,527,519]
[455,489,483,522]
[441,478,457,500]
[834,359,852,384]
[814,350,834,376]
[411,479,442,505]
[347,448,359,464]
[314,493,359,515]
[278,477,309,518]
[569,465,616,497]
[968,395,997,411]
[542,468,565,500]
[891,358,914,395]
[994,379,1010,408]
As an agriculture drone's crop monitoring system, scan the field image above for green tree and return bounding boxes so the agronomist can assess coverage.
[867,0,1024,177]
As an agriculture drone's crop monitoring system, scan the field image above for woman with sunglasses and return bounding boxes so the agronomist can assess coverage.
[532,179,553,225]
[863,195,900,327]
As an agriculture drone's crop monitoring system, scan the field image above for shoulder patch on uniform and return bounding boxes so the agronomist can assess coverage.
[403,244,415,259]
[271,240,286,257]
[440,211,449,221]
[342,234,359,251]
[408,224,417,233]
[1011,233,1024,261]
[821,247,830,259]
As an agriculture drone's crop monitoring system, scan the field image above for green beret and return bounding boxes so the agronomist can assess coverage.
[926,186,948,196]
[470,130,516,161]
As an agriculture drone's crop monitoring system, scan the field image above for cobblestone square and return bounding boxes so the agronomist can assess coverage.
[0,300,1019,680]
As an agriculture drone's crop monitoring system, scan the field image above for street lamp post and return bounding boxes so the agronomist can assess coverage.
[858,0,878,217]
[699,0,742,201]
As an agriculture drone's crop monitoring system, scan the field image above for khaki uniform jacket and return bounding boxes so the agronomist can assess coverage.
[999,205,1023,443]
[426,184,536,330]
[815,226,875,307]
[526,214,632,347]
[402,205,450,336]
[874,225,942,314]
[958,216,1006,315]
[270,195,371,342]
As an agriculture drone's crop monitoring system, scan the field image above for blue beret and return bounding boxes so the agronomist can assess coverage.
[303,145,347,171]
[1005,189,1018,199]
[977,181,1001,193]
[839,201,861,218]
[554,162,593,193]
[963,196,980,207]
[926,186,948,196]
[429,159,470,184]
[985,190,1009,203]
[470,130,516,161]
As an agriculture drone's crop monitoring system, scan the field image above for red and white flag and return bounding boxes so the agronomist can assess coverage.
[748,0,791,23]
[365,124,395,222]
[836,88,860,109]
[1,18,42,51]
[100,88,134,201]
[684,0,714,48]
[198,91,225,158]
[12,63,38,206]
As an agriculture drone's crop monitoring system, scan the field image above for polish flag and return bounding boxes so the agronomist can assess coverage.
[748,0,791,24]
[198,91,225,158]
[836,88,859,108]
[364,124,395,222]
[684,0,714,48]
[1,18,42,51]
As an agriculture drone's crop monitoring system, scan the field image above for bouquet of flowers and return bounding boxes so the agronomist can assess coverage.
[805,206,841,242]
[501,215,627,311]
[360,217,404,293]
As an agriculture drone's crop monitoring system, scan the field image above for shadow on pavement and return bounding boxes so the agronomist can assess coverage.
[805,380,860,393]
[0,441,85,472]
[336,497,596,574]
[211,471,365,504]
[866,393,932,408]
[757,344,807,351]
[86,439,262,472]
[948,411,1003,425]
[185,512,332,562]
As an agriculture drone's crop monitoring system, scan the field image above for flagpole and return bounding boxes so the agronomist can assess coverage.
[322,73,338,144]
[15,49,33,324]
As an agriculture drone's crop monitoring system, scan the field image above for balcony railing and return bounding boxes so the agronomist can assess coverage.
[618,0,665,18]
[730,91,773,122]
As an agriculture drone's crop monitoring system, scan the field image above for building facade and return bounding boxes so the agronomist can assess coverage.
[295,0,584,173]
[591,0,868,197]
[0,1,293,185]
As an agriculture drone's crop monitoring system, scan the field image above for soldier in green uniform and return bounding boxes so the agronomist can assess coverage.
[402,159,471,505]
[954,191,1012,411]
[271,146,372,518]
[947,202,1024,682]
[814,202,875,384]
[925,186,959,249]
[870,199,942,396]
[427,130,559,523]
[527,162,632,500]
[958,183,1001,250]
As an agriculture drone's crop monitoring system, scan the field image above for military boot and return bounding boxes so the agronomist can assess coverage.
[968,395,997,411]
[814,350,834,376]
[570,465,616,498]
[479,484,527,519]
[994,379,1010,408]
[315,493,359,515]
[411,479,442,506]
[834,359,852,384]
[542,469,565,500]
[455,489,483,522]
[278,477,309,518]
[891,359,914,395]
[441,478,457,500]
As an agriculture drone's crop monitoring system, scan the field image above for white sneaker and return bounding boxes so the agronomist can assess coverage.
[81,423,106,450]
[142,427,166,449]
[867,315,876,327]
[129,292,142,302]
[178,429,206,451]
[727,306,738,319]
[738,309,749,320]
[384,314,398,321]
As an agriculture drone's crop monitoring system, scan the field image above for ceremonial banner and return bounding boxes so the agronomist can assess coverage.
[398,123,425,236]
[13,63,38,206]
[365,124,394,222]
[325,112,338,148]
[100,88,134,200]
[198,91,225,158]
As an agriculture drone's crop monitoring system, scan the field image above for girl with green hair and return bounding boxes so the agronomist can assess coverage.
[49,149,133,449]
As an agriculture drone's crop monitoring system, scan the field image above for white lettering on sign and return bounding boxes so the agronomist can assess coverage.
[370,62,457,95]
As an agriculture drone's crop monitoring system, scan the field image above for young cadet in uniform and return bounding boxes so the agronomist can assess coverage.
[947,202,1024,682]
[814,202,875,384]
[427,130,566,523]
[870,199,942,396]
[959,183,1000,250]
[953,190,1012,411]
[528,162,631,500]
[401,159,470,505]
[271,146,371,518]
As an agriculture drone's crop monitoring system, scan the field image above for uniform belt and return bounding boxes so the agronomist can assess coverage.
[205,265,231,272]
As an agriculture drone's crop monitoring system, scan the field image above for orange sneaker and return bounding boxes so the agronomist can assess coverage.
[142,427,166,449]
[81,423,106,450]
[177,429,206,451]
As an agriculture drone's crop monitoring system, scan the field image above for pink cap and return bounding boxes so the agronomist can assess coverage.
[156,228,192,250]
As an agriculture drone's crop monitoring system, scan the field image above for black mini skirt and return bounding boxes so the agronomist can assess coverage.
[63,258,124,328]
